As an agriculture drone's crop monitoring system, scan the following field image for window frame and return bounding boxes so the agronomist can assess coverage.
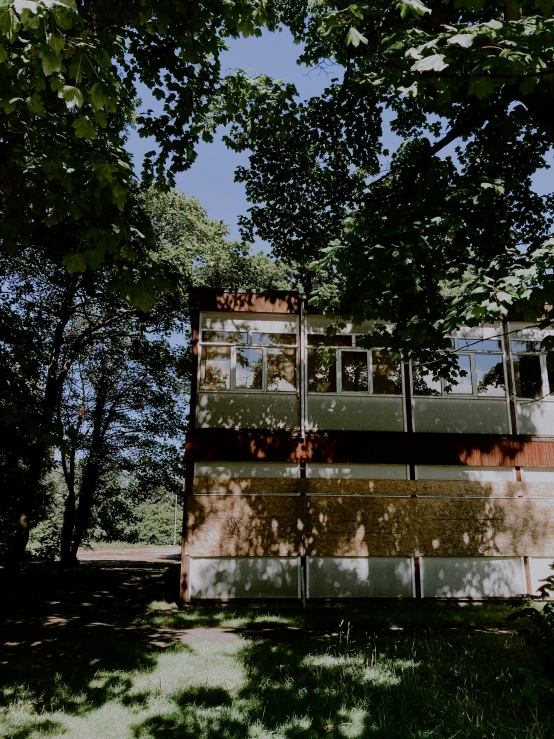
[510,339,553,400]
[307,335,404,396]
[198,330,298,394]
[413,336,508,399]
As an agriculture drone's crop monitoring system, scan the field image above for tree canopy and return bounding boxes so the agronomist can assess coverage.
[221,0,554,363]
[0,0,287,307]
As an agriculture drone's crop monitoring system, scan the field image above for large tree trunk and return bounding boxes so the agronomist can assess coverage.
[3,441,48,574]
[68,354,111,561]
[3,279,78,572]
[70,459,102,560]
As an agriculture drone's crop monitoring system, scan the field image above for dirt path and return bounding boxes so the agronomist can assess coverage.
[78,544,181,566]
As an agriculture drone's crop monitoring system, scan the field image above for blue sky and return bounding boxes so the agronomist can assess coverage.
[125,29,552,253]
[126,29,333,250]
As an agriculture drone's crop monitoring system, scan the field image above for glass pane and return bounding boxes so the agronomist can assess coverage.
[202,330,248,344]
[236,348,263,390]
[511,340,544,353]
[412,365,441,396]
[514,354,543,398]
[268,348,296,391]
[372,351,402,395]
[251,332,296,346]
[547,354,554,396]
[308,334,353,347]
[457,338,502,351]
[445,355,472,394]
[308,350,337,392]
[199,346,231,390]
[475,355,506,396]
[341,351,369,392]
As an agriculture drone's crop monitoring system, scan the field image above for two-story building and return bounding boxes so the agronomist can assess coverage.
[180,289,554,601]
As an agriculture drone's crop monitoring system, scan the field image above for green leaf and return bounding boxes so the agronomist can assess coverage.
[0,3,21,41]
[0,43,6,62]
[345,26,368,48]
[397,0,431,19]
[72,115,96,139]
[61,85,84,108]
[39,47,62,76]
[90,81,109,110]
[447,34,475,48]
[411,54,448,72]
[130,281,156,312]
[62,252,87,273]
[48,30,65,53]
[93,160,117,182]
[469,76,495,99]
[83,248,104,269]
[50,0,77,30]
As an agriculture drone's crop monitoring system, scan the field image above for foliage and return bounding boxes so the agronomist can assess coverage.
[0,0,288,296]
[134,500,177,546]
[221,0,554,367]
[0,186,293,565]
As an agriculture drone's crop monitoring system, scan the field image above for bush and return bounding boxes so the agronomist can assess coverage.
[135,499,177,545]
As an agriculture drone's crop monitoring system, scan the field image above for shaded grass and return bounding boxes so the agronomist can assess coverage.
[143,599,520,633]
[1,567,552,739]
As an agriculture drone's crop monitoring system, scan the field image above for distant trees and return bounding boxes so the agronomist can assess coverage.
[0,187,294,570]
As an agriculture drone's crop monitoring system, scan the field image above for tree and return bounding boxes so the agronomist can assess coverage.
[221,0,554,367]
[0,187,293,569]
[0,0,288,288]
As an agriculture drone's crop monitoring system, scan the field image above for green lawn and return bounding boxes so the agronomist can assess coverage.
[1,566,553,739]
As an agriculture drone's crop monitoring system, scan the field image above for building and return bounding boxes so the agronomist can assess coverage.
[180,289,554,601]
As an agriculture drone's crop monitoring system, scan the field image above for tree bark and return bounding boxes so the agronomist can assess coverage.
[4,278,78,573]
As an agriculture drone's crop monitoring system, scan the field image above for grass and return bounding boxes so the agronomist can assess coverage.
[1,566,553,739]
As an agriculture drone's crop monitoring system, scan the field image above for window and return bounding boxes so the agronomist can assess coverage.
[414,336,506,397]
[511,338,554,399]
[308,342,402,395]
[199,346,231,390]
[199,329,297,392]
[372,351,402,395]
[236,348,263,389]
[268,348,296,391]
[341,351,368,392]
[308,350,337,392]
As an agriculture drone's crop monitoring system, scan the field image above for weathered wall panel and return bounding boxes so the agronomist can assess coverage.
[196,392,299,430]
[186,495,302,556]
[308,395,404,432]
[529,557,554,595]
[190,557,299,599]
[308,557,413,598]
[191,477,554,498]
[186,493,554,559]
[414,497,554,557]
[414,398,510,435]
[421,557,524,598]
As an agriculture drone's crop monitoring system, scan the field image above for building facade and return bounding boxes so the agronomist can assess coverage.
[180,289,554,601]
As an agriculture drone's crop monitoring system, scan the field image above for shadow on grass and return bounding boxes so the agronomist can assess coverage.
[131,632,554,739]
[1,564,550,739]
[0,563,181,720]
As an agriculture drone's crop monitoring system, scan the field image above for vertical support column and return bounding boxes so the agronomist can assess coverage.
[502,316,518,435]
[180,463,194,604]
[524,556,533,595]
[413,556,422,599]
[299,295,308,437]
[403,362,414,435]
[299,460,308,607]
[180,309,200,605]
